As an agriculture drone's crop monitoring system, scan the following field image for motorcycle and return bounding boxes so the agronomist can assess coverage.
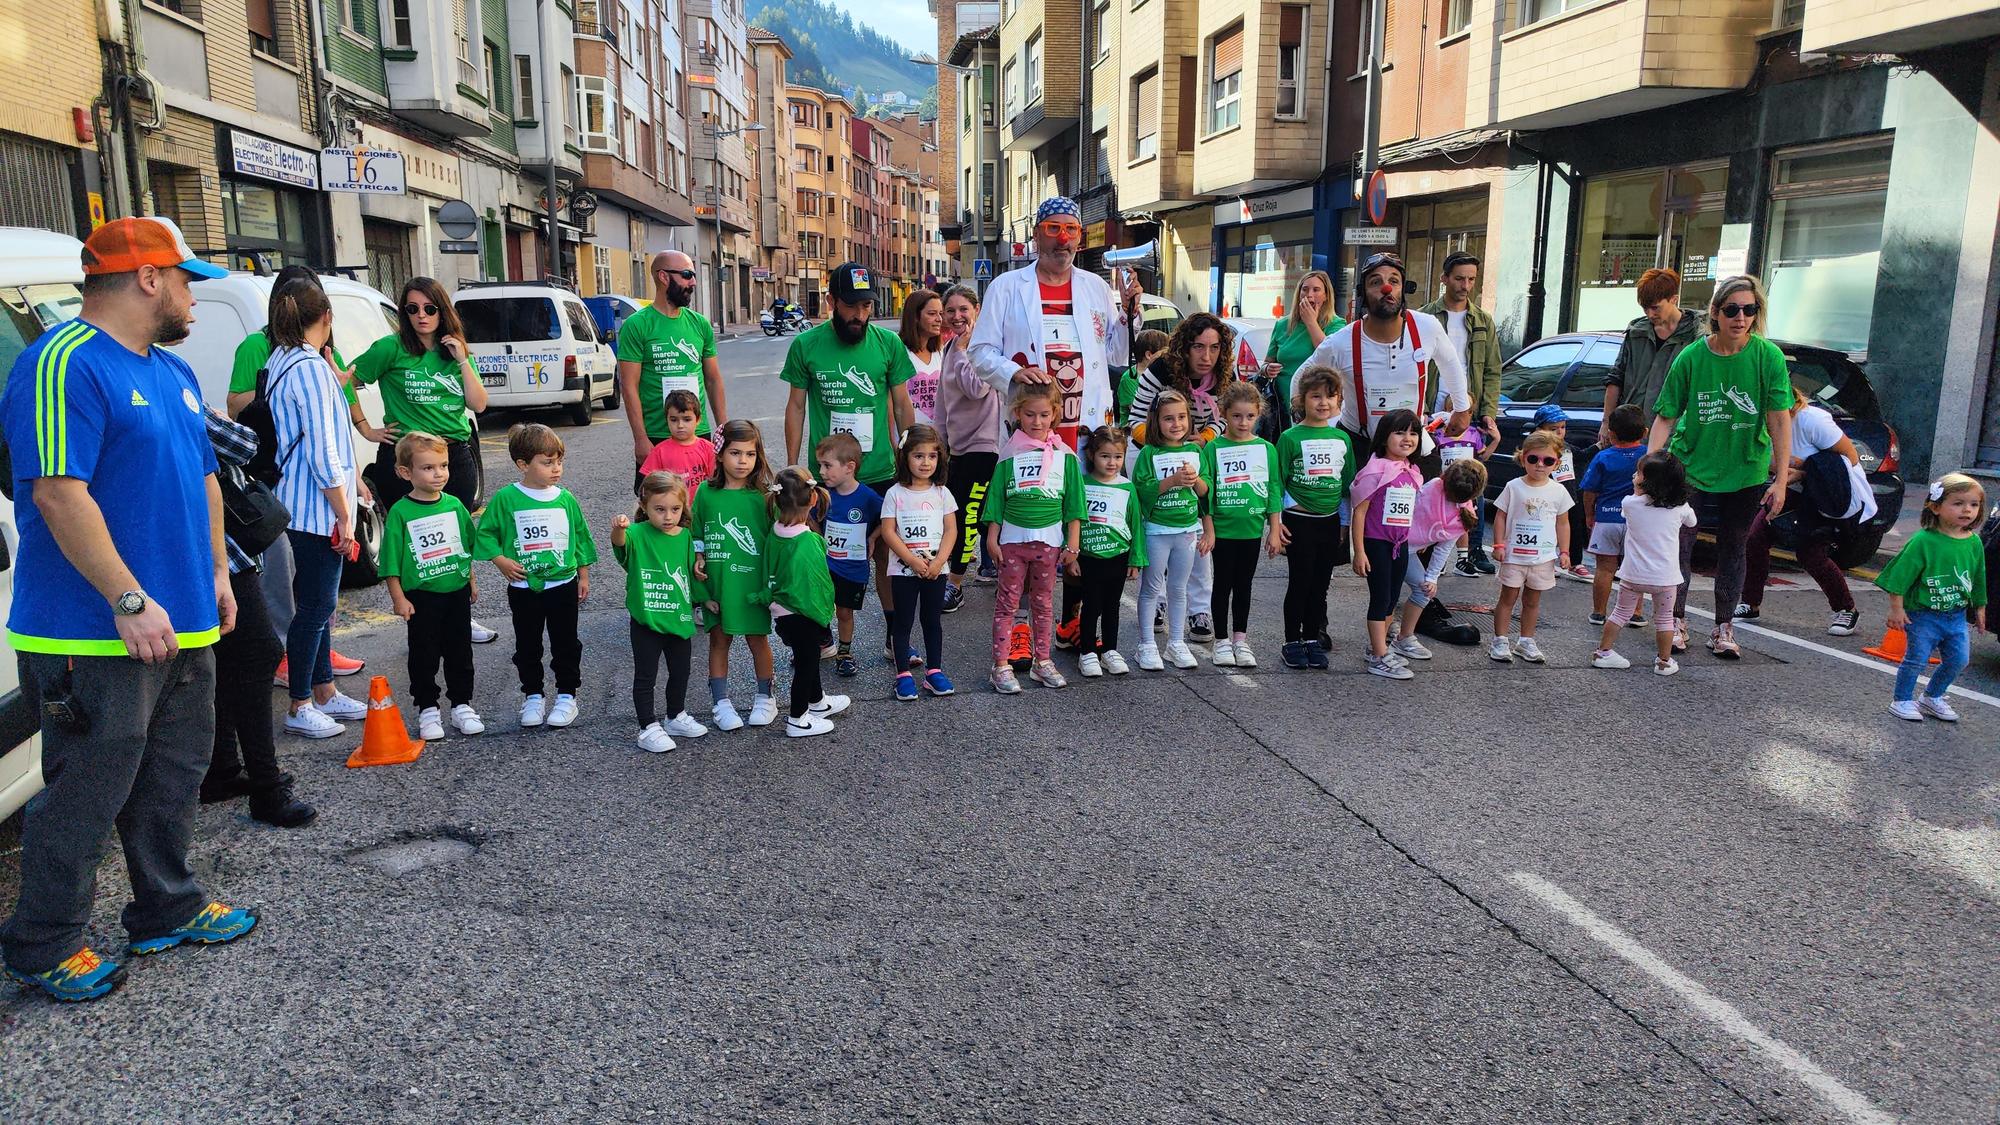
[761,306,809,336]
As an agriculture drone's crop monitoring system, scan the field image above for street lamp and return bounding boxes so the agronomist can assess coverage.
[912,53,984,292]
[704,119,765,327]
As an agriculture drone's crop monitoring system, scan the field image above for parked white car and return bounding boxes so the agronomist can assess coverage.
[454,282,618,427]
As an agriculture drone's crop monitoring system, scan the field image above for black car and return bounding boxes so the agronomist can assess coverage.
[1487,331,1904,569]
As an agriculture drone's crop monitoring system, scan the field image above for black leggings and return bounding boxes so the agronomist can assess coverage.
[630,619,692,726]
[1076,551,1129,653]
[1282,510,1344,642]
[208,567,284,795]
[774,615,826,719]
[1363,537,1410,621]
[1676,484,1764,622]
[506,581,581,696]
[1211,536,1261,635]
[889,573,947,671]
[946,451,997,575]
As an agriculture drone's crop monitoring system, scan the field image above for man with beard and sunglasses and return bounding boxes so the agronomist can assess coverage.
[2,218,258,1003]
[784,264,918,659]
[619,250,728,480]
[1308,252,1478,648]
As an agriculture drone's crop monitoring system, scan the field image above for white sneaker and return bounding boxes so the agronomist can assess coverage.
[1655,657,1680,677]
[1101,650,1130,675]
[711,698,744,731]
[1166,641,1198,669]
[1365,653,1414,680]
[545,694,578,728]
[1919,695,1961,722]
[283,703,345,739]
[1591,649,1631,670]
[810,694,851,719]
[1488,637,1514,663]
[1078,652,1103,677]
[746,694,779,727]
[519,694,547,728]
[1211,639,1237,667]
[1889,700,1924,722]
[469,619,499,644]
[1390,635,1432,661]
[664,712,709,738]
[1135,644,1165,671]
[417,707,446,741]
[1383,650,1409,669]
[450,704,485,735]
[1513,636,1546,664]
[636,723,676,753]
[318,689,368,721]
[1232,640,1257,668]
[786,714,834,738]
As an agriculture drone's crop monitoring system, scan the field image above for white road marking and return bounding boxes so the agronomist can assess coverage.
[1685,607,2000,712]
[1508,872,1895,1125]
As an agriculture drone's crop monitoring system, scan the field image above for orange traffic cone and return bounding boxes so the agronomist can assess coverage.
[1862,625,1939,665]
[345,675,425,768]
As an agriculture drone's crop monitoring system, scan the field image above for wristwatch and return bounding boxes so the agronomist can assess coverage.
[113,590,147,616]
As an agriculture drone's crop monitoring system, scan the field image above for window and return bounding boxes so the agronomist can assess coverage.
[1178,56,1197,150]
[594,246,613,295]
[1443,0,1471,36]
[1276,7,1306,119]
[387,0,412,47]
[560,65,577,147]
[1208,25,1242,133]
[1002,60,1018,120]
[459,297,561,343]
[1521,0,1594,25]
[1499,341,1584,402]
[1763,138,1891,354]
[515,55,535,117]
[1772,0,1805,29]
[484,42,502,107]
[1130,67,1158,160]
[981,64,996,126]
[981,161,997,221]
[576,75,616,153]
[1025,33,1042,104]
[1092,129,1110,186]
[1560,341,1622,407]
[1091,0,1110,61]
[246,0,277,55]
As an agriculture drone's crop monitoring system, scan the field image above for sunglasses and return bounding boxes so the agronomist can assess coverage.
[1038,221,1082,239]
[1718,302,1760,319]
[658,268,698,281]
[403,303,439,316]
[1524,454,1560,466]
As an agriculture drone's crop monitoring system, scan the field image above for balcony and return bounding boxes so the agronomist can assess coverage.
[1801,0,2000,54]
[583,153,697,227]
[955,2,1000,35]
[381,9,491,136]
[1481,0,1768,131]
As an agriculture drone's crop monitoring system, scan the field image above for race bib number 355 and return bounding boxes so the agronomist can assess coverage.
[1300,438,1342,479]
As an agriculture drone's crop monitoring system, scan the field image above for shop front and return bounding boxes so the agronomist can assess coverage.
[1571,161,1728,332]
[1210,185,1316,319]
[217,128,329,269]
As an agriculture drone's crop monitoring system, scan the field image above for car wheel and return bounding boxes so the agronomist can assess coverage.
[566,395,593,427]
[339,500,385,589]
[597,377,620,411]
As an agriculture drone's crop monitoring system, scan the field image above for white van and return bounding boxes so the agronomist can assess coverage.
[454,282,618,426]
[0,228,90,819]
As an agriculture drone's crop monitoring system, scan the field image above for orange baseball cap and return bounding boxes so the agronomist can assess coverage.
[81,217,227,279]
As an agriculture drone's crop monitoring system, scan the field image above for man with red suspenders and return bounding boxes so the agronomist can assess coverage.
[1307,253,1480,643]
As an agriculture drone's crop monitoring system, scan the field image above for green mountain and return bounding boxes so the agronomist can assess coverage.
[751,0,935,116]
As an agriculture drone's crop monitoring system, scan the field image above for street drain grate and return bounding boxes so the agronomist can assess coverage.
[350,828,485,876]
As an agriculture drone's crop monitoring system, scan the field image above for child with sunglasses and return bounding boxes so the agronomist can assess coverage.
[1488,431,1573,664]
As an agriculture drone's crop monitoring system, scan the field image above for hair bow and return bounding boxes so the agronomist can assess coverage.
[1929,481,1946,502]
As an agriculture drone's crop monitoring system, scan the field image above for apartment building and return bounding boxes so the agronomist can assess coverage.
[927,0,999,249]
[788,84,852,316]
[574,0,699,299]
[0,0,103,236]
[943,26,1002,282]
[686,0,755,326]
[746,27,796,311]
[996,0,1079,252]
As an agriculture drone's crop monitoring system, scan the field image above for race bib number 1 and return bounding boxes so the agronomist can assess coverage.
[1013,451,1047,491]
[1509,516,1550,560]
[1085,484,1128,527]
[1154,450,1199,481]
[824,520,864,562]
[1440,443,1474,466]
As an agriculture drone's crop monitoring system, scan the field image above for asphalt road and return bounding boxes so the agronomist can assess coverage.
[2,328,1996,1123]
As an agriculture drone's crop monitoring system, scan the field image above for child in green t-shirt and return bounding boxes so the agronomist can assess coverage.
[1131,389,1211,672]
[1877,473,1988,722]
[1202,383,1284,670]
[692,419,779,731]
[1075,424,1147,678]
[615,471,708,753]
[1276,365,1358,670]
[379,432,484,742]
[767,468,849,738]
[474,423,596,730]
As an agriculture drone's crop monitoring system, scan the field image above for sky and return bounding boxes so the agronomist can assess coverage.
[828,0,939,58]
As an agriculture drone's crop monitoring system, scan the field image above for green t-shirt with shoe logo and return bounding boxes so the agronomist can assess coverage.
[613,521,698,637]
[779,321,914,483]
[615,304,718,439]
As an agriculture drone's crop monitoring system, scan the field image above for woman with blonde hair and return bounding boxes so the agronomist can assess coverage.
[1262,270,1345,421]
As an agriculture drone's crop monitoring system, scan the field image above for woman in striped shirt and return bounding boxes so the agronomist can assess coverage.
[264,281,368,740]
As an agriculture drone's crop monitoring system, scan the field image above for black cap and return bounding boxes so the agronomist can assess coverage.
[829,262,877,305]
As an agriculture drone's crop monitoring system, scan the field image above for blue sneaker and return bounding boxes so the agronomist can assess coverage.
[835,653,859,678]
[1304,640,1330,669]
[924,669,955,696]
[128,901,258,956]
[895,673,919,702]
[6,947,125,1003]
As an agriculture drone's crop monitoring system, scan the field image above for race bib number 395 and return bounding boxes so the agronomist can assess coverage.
[515,507,571,556]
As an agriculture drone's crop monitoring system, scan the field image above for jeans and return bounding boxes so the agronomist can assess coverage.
[1210,537,1261,635]
[208,568,285,796]
[992,540,1059,665]
[945,452,997,576]
[1895,609,1970,702]
[890,573,947,671]
[774,615,825,719]
[3,649,215,972]
[631,619,692,726]
[1676,484,1764,623]
[1282,511,1343,642]
[1076,551,1129,653]
[1139,529,1198,647]
[507,581,582,697]
[285,529,345,701]
[1743,506,1855,612]
[406,586,474,709]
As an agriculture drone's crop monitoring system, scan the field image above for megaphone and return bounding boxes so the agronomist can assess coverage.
[1103,241,1159,274]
